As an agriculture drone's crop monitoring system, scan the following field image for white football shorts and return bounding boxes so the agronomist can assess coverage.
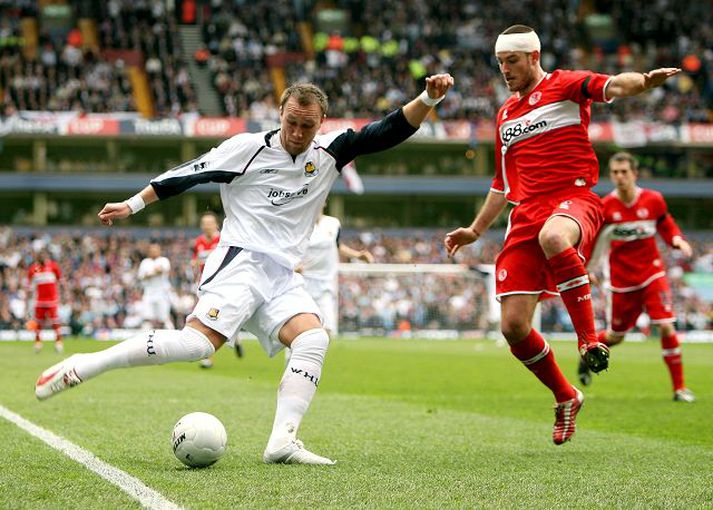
[188,246,322,356]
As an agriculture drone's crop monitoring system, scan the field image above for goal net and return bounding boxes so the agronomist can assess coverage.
[338,263,498,338]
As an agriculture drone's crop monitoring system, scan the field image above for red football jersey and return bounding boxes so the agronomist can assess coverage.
[491,69,613,203]
[28,260,61,306]
[600,187,683,292]
[192,233,220,272]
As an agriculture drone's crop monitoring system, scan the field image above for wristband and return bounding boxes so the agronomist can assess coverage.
[419,90,445,107]
[124,194,145,214]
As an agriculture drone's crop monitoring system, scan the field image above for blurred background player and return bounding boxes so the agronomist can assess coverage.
[298,207,374,338]
[583,152,695,402]
[27,250,64,353]
[192,211,244,367]
[138,243,174,329]
[445,25,682,444]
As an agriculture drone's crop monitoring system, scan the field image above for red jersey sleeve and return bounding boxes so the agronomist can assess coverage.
[558,69,614,104]
[491,134,505,195]
[652,191,683,245]
[192,238,200,260]
[51,261,61,279]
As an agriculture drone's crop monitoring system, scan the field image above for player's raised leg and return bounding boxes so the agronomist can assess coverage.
[263,313,334,465]
[540,214,609,373]
[35,319,219,400]
[501,294,583,445]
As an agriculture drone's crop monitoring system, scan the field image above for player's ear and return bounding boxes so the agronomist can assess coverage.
[529,50,541,65]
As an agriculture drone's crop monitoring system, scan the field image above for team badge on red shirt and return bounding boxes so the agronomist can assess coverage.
[528,91,542,105]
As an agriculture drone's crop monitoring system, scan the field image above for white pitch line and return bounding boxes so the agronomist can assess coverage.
[0,404,183,510]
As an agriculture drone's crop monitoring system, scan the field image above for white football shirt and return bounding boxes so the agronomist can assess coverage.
[150,108,417,269]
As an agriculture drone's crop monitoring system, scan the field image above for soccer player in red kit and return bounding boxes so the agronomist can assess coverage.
[445,24,681,444]
[192,211,244,365]
[192,211,221,278]
[27,250,64,353]
[581,152,695,402]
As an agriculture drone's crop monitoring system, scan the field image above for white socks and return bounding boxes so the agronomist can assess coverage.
[268,328,329,450]
[73,327,215,381]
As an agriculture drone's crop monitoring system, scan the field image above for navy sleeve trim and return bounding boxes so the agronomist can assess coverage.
[581,76,592,99]
[656,214,668,224]
[241,146,265,174]
[264,129,279,147]
[151,171,238,200]
[335,227,341,247]
[326,108,417,169]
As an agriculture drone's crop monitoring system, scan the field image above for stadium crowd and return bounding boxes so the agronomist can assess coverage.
[0,228,710,336]
[0,0,196,116]
[0,0,710,122]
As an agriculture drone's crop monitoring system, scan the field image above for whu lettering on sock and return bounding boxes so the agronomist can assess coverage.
[290,367,319,387]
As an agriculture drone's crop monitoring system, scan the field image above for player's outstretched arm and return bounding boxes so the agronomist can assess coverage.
[402,73,455,127]
[98,185,159,226]
[445,191,507,257]
[605,68,681,99]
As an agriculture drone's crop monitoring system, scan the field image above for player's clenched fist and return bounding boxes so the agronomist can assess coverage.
[425,73,454,99]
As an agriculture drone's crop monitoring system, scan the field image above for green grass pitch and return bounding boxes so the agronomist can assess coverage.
[1,337,712,509]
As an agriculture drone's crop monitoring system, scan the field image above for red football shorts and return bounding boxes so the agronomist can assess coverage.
[495,190,603,300]
[610,276,675,333]
[34,306,59,324]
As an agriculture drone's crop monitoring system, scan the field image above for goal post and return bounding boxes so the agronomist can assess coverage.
[337,263,500,338]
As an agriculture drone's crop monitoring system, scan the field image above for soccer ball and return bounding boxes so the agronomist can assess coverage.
[171,412,227,468]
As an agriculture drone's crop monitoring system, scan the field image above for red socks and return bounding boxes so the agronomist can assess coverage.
[547,247,596,349]
[662,333,685,391]
[511,329,576,402]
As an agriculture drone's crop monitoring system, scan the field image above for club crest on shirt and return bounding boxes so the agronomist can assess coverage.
[497,269,508,282]
[304,161,318,177]
[636,207,649,219]
[206,308,220,320]
[613,211,622,221]
[528,91,542,105]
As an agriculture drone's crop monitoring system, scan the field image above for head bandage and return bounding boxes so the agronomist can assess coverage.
[494,31,541,54]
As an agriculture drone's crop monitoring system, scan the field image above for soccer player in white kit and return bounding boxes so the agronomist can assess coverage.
[35,75,454,465]
[138,243,173,329]
[299,211,374,337]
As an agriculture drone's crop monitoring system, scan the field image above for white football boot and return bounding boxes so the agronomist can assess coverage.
[263,439,335,465]
[673,388,696,403]
[35,354,84,400]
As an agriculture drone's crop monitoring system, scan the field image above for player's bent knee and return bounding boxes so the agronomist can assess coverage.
[178,326,216,361]
[289,328,330,365]
[186,317,226,350]
[279,313,322,345]
[501,319,531,344]
[538,228,569,254]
